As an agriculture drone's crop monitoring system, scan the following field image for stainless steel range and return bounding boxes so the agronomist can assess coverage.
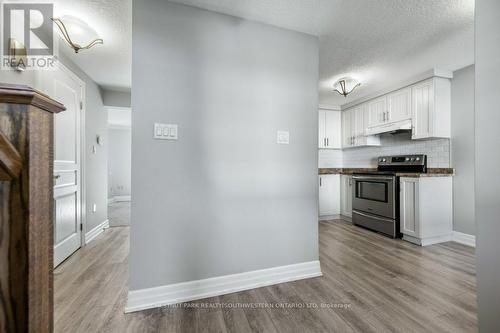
[352,154,427,238]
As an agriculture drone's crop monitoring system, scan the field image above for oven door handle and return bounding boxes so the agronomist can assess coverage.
[353,210,395,223]
[352,175,394,181]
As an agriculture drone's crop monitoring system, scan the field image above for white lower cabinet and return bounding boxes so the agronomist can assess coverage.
[340,175,353,218]
[399,177,453,246]
[319,174,340,217]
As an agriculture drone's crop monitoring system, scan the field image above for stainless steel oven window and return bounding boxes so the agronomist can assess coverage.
[355,181,388,202]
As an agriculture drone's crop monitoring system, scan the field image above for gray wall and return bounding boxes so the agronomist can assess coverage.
[108,129,132,197]
[451,65,475,236]
[130,1,319,290]
[103,89,131,108]
[475,0,500,330]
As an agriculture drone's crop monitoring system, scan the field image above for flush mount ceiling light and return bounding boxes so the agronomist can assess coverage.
[333,77,361,97]
[51,16,103,53]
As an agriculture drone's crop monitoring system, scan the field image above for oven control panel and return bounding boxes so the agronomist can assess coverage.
[378,155,427,166]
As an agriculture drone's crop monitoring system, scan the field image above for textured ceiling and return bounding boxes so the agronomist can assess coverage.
[43,0,474,101]
[169,0,475,106]
[51,0,132,91]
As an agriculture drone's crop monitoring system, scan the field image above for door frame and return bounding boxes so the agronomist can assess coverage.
[35,59,87,249]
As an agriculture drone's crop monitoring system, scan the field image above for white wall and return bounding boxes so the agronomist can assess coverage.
[130,1,319,291]
[451,65,475,235]
[475,0,500,330]
[342,134,450,168]
[108,129,132,198]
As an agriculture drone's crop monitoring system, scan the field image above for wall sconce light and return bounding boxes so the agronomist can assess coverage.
[51,16,103,53]
[333,77,361,97]
[7,39,27,71]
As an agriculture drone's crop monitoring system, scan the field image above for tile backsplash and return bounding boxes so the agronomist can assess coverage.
[319,132,451,168]
[318,149,343,168]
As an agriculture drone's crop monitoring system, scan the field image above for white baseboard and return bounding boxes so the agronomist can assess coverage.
[85,219,109,244]
[125,260,322,313]
[114,195,131,202]
[403,233,453,246]
[108,196,131,205]
[452,231,476,247]
[319,214,341,221]
[340,215,352,223]
[319,215,352,223]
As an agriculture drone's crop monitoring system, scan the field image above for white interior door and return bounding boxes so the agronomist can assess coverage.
[37,63,84,267]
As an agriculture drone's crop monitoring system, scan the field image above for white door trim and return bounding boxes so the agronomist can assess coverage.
[35,60,87,251]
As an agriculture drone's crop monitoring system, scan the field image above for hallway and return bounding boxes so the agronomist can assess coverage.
[109,201,131,227]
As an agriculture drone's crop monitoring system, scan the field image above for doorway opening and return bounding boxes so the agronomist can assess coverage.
[107,107,132,227]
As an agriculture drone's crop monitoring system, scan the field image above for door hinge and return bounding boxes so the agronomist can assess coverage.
[80,223,83,231]
[80,101,83,110]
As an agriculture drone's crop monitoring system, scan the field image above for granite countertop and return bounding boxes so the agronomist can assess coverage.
[318,168,455,177]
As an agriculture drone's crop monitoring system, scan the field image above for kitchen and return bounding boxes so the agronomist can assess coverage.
[318,67,475,247]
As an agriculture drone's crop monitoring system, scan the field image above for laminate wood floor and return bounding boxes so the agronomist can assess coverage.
[54,216,477,332]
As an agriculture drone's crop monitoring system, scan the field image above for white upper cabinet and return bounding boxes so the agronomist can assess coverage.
[342,104,380,149]
[367,96,387,128]
[341,108,353,148]
[348,75,451,140]
[387,87,412,123]
[319,110,341,149]
[411,78,451,140]
[339,72,451,145]
[354,105,365,139]
[319,110,327,148]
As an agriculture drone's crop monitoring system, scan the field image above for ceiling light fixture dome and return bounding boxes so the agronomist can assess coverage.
[51,15,103,53]
[333,77,361,97]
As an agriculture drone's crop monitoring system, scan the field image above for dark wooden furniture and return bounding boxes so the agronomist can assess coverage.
[0,84,65,333]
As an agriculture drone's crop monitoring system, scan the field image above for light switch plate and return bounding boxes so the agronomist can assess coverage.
[277,130,290,144]
[154,123,178,140]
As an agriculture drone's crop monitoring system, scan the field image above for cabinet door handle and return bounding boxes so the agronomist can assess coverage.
[326,138,329,146]
[320,177,322,187]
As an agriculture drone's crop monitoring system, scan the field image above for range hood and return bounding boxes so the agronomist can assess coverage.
[365,119,412,136]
